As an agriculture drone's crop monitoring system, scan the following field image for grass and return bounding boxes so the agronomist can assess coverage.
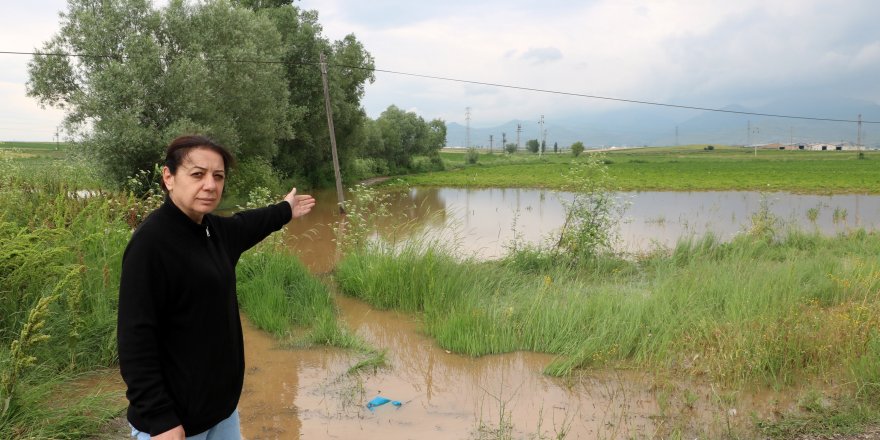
[396,146,880,193]
[0,157,364,438]
[237,248,365,350]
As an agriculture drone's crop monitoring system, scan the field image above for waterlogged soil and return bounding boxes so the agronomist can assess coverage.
[234,294,799,440]
[91,293,874,440]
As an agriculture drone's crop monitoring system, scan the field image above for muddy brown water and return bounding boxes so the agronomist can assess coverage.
[285,188,880,272]
[98,188,871,438]
[237,295,796,439]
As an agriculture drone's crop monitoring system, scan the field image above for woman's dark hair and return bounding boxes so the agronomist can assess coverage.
[162,135,236,192]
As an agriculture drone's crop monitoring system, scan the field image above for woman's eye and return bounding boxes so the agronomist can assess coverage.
[215,174,225,180]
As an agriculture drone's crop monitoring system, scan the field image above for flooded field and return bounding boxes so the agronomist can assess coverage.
[98,187,873,438]
[285,187,880,272]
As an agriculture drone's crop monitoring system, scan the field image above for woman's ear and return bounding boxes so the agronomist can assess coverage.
[162,166,174,193]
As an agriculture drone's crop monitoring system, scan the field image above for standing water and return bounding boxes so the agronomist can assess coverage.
[232,187,850,438]
[284,187,880,271]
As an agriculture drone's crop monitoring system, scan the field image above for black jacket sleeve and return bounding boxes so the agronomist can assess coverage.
[117,237,181,435]
[221,201,292,259]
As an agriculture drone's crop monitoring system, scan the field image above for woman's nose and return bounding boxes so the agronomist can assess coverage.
[203,176,216,191]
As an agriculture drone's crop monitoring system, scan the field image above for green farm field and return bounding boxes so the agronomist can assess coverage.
[399,145,880,194]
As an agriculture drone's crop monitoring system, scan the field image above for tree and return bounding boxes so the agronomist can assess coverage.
[541,140,546,154]
[504,143,517,154]
[268,6,375,185]
[554,141,558,153]
[426,119,447,153]
[28,0,294,186]
[526,139,540,153]
[571,141,585,157]
[363,106,445,172]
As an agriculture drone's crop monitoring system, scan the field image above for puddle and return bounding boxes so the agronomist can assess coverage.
[76,274,795,439]
[238,294,793,439]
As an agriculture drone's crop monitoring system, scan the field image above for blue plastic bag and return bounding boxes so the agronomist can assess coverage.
[366,395,402,411]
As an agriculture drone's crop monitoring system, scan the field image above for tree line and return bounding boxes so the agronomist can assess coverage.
[27,0,446,194]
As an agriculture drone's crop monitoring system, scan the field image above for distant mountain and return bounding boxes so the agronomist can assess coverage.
[445,96,880,148]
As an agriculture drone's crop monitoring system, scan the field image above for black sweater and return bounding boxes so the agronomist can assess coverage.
[117,197,292,436]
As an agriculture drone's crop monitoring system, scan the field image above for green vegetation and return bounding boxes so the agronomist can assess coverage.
[400,145,880,194]
[334,161,880,438]
[0,158,357,438]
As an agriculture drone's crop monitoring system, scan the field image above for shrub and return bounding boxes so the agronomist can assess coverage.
[526,139,540,154]
[504,143,517,154]
[570,141,585,157]
[466,147,479,164]
[351,157,391,179]
[227,157,283,199]
[555,155,624,265]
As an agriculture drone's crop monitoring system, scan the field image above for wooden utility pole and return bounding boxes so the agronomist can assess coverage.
[320,53,346,214]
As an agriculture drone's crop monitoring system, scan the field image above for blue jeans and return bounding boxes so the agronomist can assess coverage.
[130,409,241,440]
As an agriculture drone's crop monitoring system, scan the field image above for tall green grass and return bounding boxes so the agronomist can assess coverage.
[238,249,362,349]
[0,160,136,437]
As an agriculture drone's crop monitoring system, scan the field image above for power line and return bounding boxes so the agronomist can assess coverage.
[3,49,879,124]
[356,65,879,124]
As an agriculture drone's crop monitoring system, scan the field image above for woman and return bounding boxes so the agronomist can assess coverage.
[117,135,315,440]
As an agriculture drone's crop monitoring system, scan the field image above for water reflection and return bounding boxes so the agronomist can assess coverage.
[284,188,880,270]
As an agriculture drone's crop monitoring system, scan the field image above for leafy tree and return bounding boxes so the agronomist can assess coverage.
[268,6,375,186]
[367,105,444,172]
[571,141,585,157]
[526,139,540,153]
[541,140,546,154]
[28,0,294,186]
[554,141,558,153]
[504,143,517,154]
[426,118,447,152]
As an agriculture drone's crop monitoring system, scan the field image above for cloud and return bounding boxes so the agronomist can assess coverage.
[518,47,563,65]
[6,0,880,140]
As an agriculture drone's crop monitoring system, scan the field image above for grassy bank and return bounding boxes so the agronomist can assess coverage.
[0,158,354,438]
[398,146,880,193]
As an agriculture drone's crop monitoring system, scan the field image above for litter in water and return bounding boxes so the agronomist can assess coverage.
[366,395,402,411]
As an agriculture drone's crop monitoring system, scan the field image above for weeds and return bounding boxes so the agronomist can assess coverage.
[334,184,392,252]
[1,293,57,416]
[554,156,626,265]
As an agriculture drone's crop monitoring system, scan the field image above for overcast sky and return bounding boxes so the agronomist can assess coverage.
[2,0,879,141]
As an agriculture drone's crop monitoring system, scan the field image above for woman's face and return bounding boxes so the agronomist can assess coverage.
[163,147,226,224]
